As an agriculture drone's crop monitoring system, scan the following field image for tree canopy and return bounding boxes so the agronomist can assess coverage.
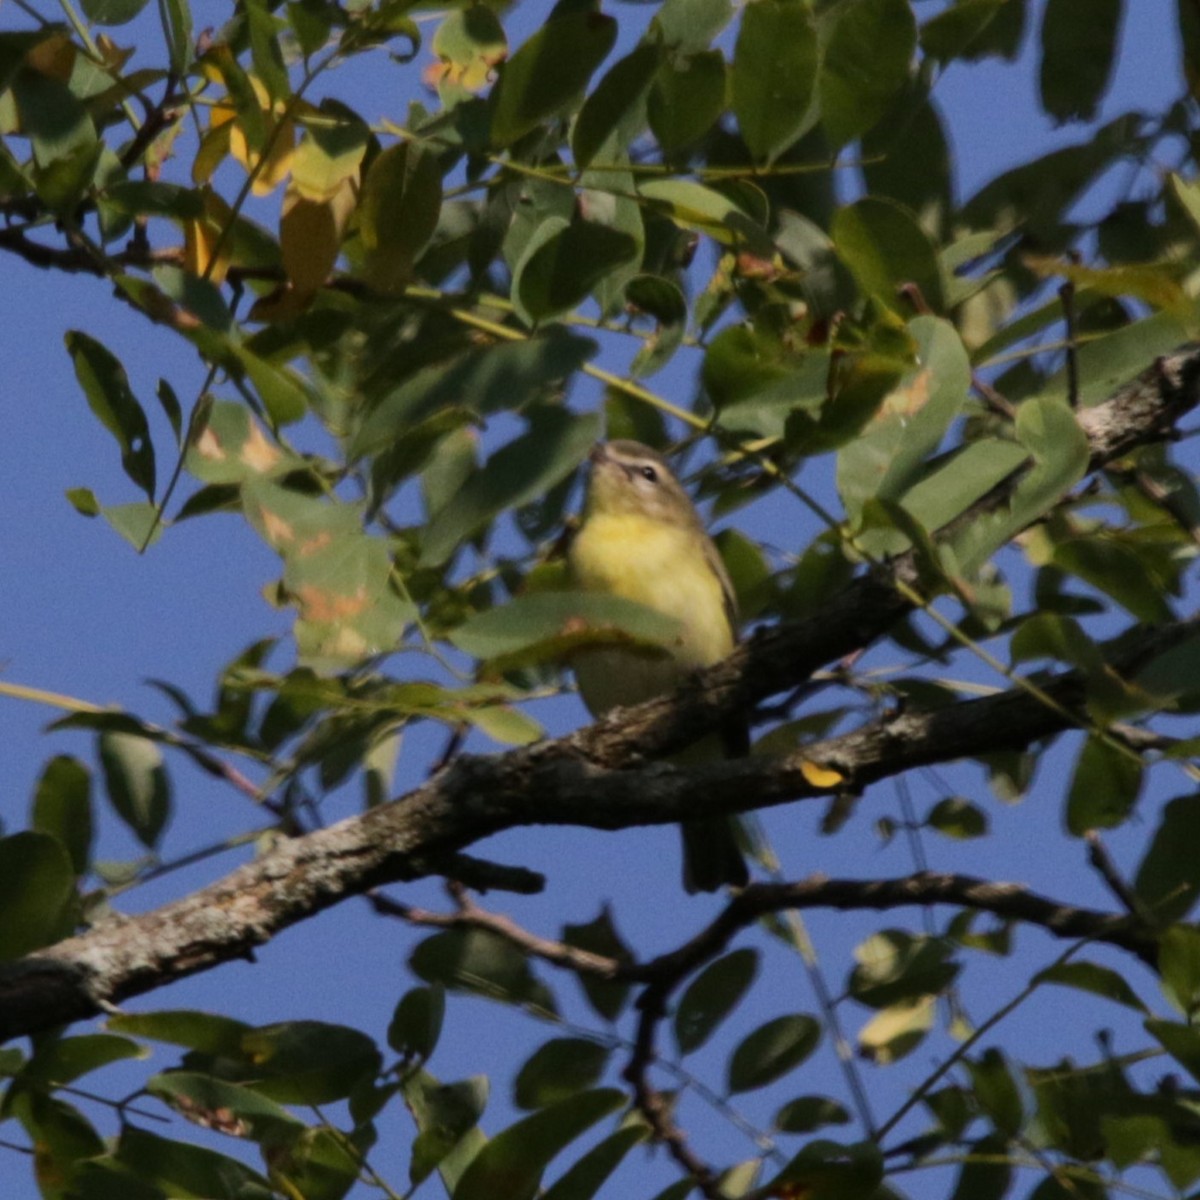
[2,0,1200,1198]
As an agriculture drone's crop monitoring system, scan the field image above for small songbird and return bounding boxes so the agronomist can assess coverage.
[568,439,750,893]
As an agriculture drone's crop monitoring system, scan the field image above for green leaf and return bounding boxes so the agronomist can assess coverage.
[1159,926,1200,1017]
[10,1092,104,1194]
[244,0,290,101]
[1146,1019,1200,1088]
[32,755,93,875]
[950,396,1090,574]
[410,928,558,1015]
[767,1138,884,1199]
[291,114,369,200]
[652,0,734,51]
[965,1048,1024,1136]
[114,1125,273,1196]
[489,11,618,148]
[1052,535,1175,625]
[648,49,726,153]
[837,316,970,534]
[147,1071,304,1142]
[352,329,597,457]
[674,948,759,1055]
[858,996,935,1063]
[186,400,296,484]
[833,196,945,312]
[1137,630,1200,709]
[637,177,764,245]
[238,1020,382,1104]
[11,67,100,210]
[562,907,633,1022]
[849,930,959,1007]
[359,142,443,292]
[388,985,446,1062]
[1066,735,1143,836]
[0,832,75,960]
[541,1127,648,1200]
[237,348,311,427]
[625,275,687,379]
[65,486,101,516]
[1038,0,1121,122]
[80,0,150,23]
[727,1014,820,1094]
[465,703,544,746]
[1041,309,1190,412]
[420,408,600,566]
[107,1008,252,1055]
[404,1070,489,1189]
[160,0,193,73]
[1035,960,1149,1014]
[449,590,682,668]
[102,501,164,549]
[242,480,413,668]
[98,731,170,849]
[66,331,156,499]
[819,0,916,149]
[513,220,639,325]
[925,797,988,839]
[453,1088,624,1200]
[572,42,659,171]
[920,0,1012,62]
[773,1096,852,1134]
[1135,794,1200,922]
[23,1034,146,1086]
[514,1039,610,1110]
[731,0,819,163]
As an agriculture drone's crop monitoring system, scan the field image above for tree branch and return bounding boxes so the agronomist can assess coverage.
[0,350,1196,1042]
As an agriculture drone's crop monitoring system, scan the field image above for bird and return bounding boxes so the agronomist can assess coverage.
[567,438,750,893]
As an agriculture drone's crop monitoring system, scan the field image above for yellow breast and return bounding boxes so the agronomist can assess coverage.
[568,512,733,717]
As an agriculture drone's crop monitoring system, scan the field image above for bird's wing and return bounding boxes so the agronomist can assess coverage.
[701,531,740,642]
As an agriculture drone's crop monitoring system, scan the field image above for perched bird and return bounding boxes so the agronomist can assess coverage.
[568,439,750,893]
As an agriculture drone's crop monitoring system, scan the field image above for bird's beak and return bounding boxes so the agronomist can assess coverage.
[588,442,610,466]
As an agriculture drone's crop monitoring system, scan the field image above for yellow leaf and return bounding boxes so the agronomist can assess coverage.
[229,114,296,195]
[192,122,231,186]
[183,187,234,283]
[799,759,844,788]
[1025,254,1190,318]
[280,175,354,295]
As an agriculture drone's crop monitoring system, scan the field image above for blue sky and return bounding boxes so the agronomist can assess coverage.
[0,0,1192,1196]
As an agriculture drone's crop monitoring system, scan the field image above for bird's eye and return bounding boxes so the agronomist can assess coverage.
[639,465,658,483]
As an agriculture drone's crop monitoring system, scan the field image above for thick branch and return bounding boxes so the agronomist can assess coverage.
[0,610,1191,1041]
[0,350,1197,1042]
